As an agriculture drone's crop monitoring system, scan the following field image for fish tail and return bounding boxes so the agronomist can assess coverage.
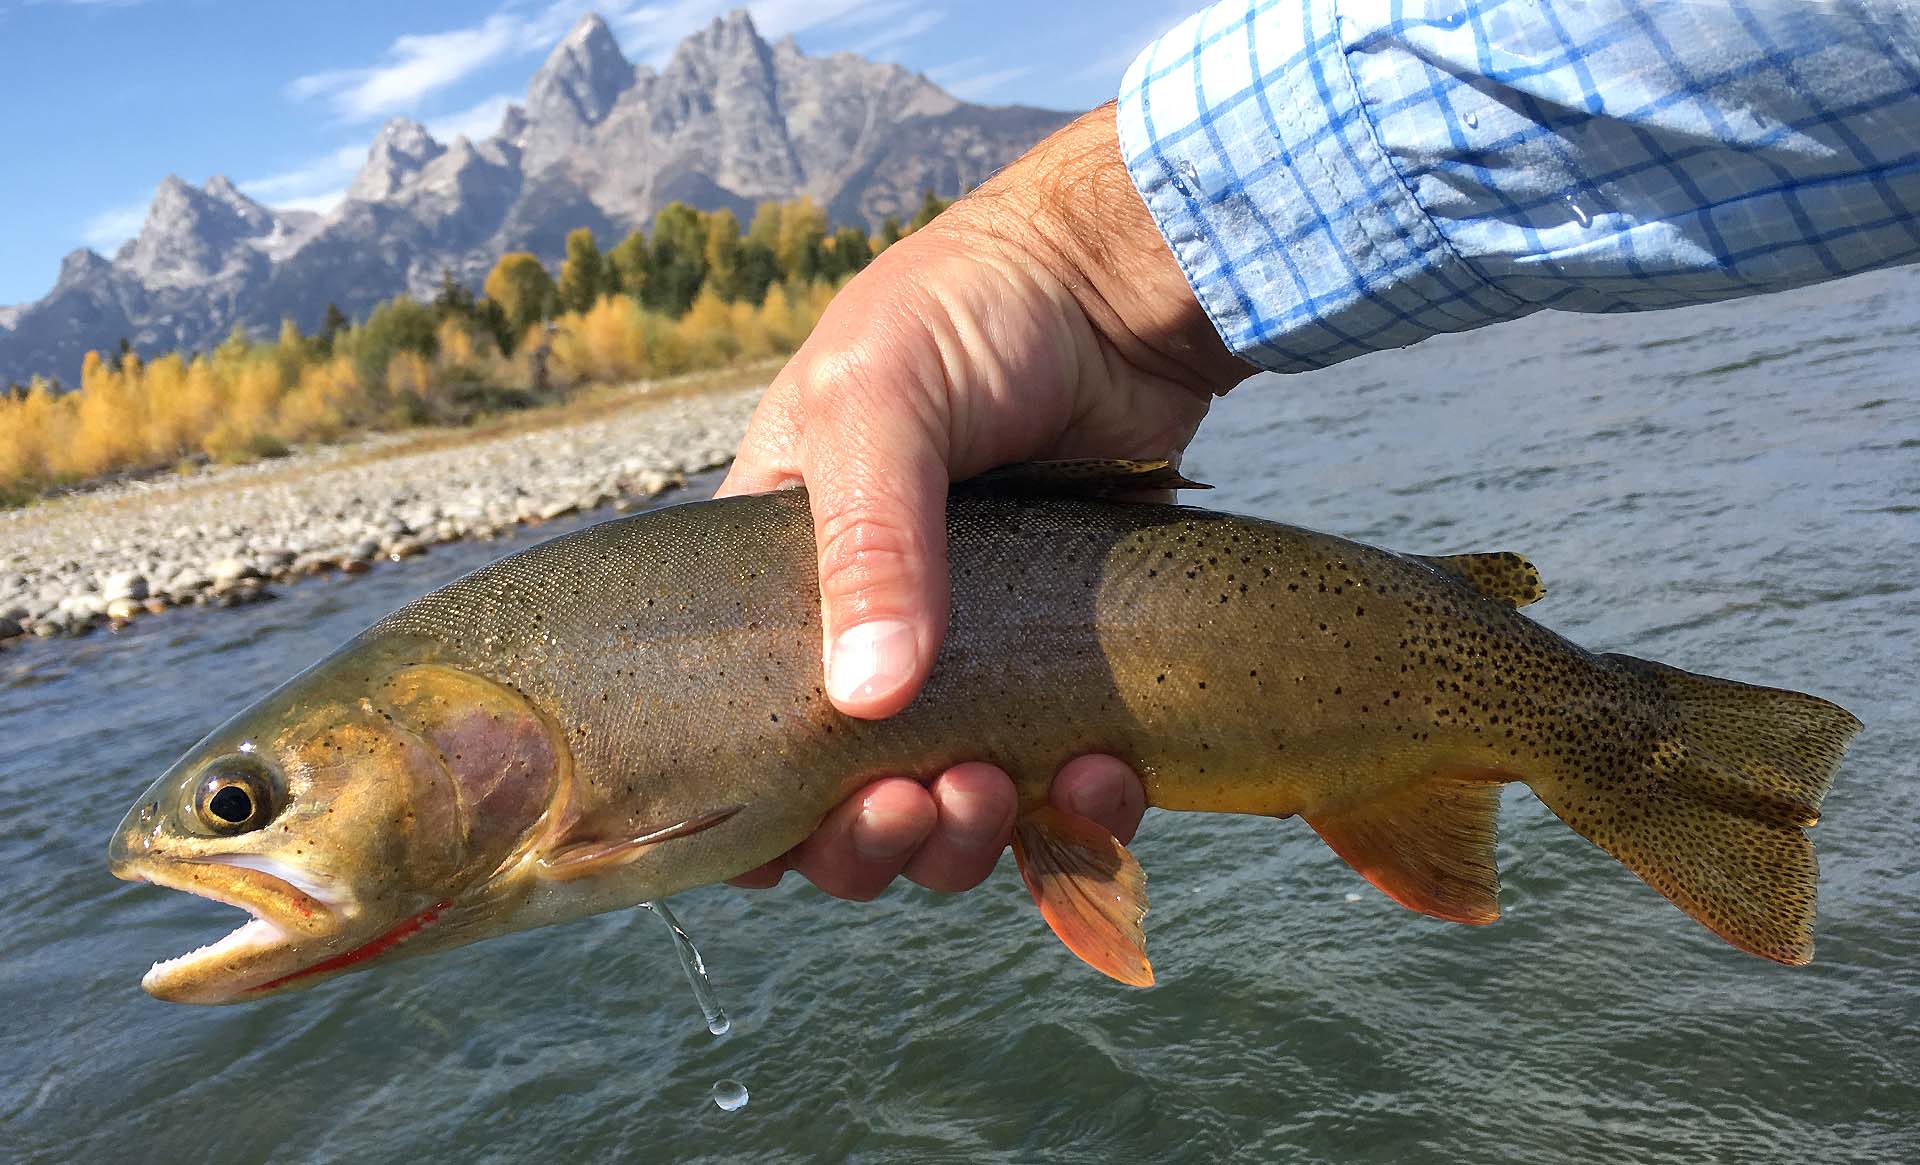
[1527,654,1861,965]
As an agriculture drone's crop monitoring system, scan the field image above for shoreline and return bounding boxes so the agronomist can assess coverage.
[0,366,769,643]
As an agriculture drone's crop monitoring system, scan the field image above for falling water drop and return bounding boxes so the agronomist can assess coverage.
[712,1079,750,1111]
[1463,110,1479,129]
[645,901,730,1035]
[1564,196,1592,228]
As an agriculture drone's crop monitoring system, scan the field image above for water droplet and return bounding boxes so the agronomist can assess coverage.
[712,1079,749,1111]
[1564,196,1592,228]
[645,901,730,1036]
[1170,159,1200,197]
[1462,110,1478,129]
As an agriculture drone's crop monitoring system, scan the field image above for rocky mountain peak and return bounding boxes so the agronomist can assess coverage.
[0,11,1073,386]
[201,175,277,232]
[124,176,281,289]
[349,118,446,203]
[668,9,774,79]
[497,103,530,145]
[528,14,635,129]
[54,247,113,291]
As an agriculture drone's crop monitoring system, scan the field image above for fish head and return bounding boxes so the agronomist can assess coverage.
[109,657,563,1004]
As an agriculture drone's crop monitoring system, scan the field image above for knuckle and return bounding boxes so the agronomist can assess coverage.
[814,503,925,614]
[796,343,884,402]
[794,332,946,442]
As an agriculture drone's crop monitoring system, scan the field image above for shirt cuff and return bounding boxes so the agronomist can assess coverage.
[1116,0,1527,373]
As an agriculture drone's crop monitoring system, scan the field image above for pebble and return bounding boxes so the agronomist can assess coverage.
[208,558,261,587]
[0,379,756,647]
[101,570,148,602]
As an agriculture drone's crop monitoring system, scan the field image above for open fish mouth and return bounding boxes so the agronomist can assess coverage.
[114,857,338,1003]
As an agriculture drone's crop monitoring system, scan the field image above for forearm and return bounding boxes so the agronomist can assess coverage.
[1120,0,1920,372]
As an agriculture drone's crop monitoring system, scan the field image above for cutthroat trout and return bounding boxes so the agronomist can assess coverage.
[108,462,1860,1003]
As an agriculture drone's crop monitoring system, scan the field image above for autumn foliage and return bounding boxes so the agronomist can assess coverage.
[0,193,950,503]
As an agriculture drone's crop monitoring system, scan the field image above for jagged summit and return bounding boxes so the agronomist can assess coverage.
[528,14,635,128]
[349,118,448,203]
[124,175,282,290]
[0,9,1072,384]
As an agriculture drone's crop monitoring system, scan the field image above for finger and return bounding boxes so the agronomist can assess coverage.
[726,857,789,890]
[798,350,951,720]
[902,763,1019,892]
[715,372,804,498]
[787,777,937,901]
[1050,754,1148,843]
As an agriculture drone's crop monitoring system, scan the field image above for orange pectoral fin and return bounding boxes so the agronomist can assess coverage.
[1304,775,1503,925]
[539,804,745,881]
[1011,805,1153,987]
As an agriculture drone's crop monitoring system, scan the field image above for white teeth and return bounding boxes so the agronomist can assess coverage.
[144,915,290,986]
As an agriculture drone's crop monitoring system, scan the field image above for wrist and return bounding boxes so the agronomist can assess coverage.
[932,104,1253,397]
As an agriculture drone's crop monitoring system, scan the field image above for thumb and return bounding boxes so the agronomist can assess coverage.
[800,365,951,721]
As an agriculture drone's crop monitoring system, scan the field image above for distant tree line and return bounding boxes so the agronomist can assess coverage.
[0,192,952,504]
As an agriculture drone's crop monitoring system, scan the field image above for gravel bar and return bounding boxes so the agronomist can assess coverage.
[0,379,761,643]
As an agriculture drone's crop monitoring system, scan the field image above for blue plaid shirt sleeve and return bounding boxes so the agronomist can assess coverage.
[1117,0,1920,373]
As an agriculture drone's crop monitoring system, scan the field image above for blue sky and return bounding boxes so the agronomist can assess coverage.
[0,0,1196,307]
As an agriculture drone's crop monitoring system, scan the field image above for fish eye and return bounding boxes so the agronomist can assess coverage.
[192,757,282,836]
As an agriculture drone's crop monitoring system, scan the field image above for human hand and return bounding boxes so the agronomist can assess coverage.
[726,755,1148,896]
[719,103,1251,898]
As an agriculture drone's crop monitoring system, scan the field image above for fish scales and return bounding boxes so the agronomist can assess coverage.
[377,492,1592,865]
[109,463,1860,1003]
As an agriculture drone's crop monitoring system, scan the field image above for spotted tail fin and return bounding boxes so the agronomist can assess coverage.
[1526,655,1860,965]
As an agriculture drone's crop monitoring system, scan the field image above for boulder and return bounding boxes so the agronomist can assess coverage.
[100,570,149,602]
[166,570,211,601]
[207,557,261,587]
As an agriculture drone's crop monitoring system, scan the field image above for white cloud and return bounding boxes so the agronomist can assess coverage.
[847,7,943,59]
[1067,13,1187,85]
[281,1,646,122]
[286,0,928,126]
[288,14,523,121]
[81,202,147,251]
[240,145,364,202]
[428,93,516,143]
[271,190,349,216]
[927,57,1031,101]
[607,0,910,64]
[924,55,983,83]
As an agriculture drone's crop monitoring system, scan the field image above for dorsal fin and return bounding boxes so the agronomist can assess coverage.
[960,459,1211,497]
[1409,551,1546,608]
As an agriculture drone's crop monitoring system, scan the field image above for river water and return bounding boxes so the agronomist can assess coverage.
[3,266,1916,1163]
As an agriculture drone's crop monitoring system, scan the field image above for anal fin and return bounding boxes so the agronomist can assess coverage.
[1012,805,1154,987]
[1305,776,1503,924]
